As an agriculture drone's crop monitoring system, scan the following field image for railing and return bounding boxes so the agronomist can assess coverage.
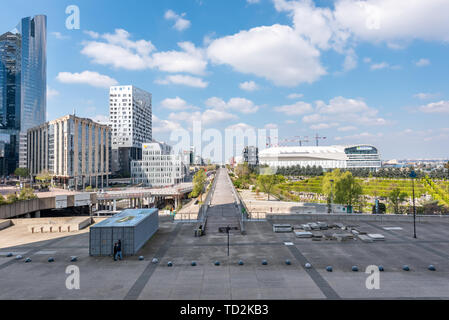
[226,170,247,234]
[195,173,218,232]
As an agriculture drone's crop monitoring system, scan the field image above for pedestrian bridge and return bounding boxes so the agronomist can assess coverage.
[94,183,194,212]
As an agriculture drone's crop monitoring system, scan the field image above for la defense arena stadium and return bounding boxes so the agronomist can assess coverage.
[259,145,382,170]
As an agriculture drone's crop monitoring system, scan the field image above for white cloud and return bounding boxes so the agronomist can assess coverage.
[303,96,388,127]
[247,0,261,4]
[164,10,191,31]
[155,74,208,88]
[418,100,449,114]
[265,123,278,129]
[47,86,59,99]
[84,30,100,39]
[153,115,183,134]
[413,93,439,100]
[285,120,297,124]
[338,126,357,132]
[227,123,255,131]
[151,42,207,75]
[81,29,207,75]
[334,132,384,142]
[370,62,389,70]
[56,71,118,88]
[170,109,238,126]
[239,81,259,92]
[274,101,313,116]
[333,0,449,43]
[51,32,69,40]
[160,97,197,111]
[415,58,430,67]
[207,24,326,87]
[205,97,260,114]
[310,123,338,130]
[287,93,304,99]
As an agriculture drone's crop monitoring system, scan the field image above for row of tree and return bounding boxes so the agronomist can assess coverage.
[268,163,449,180]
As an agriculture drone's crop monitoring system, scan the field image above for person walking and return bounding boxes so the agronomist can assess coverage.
[113,242,118,261]
[116,240,123,261]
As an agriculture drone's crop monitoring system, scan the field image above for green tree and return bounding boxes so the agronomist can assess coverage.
[36,170,53,188]
[388,187,408,214]
[257,168,284,200]
[322,169,363,209]
[235,162,250,178]
[190,169,207,200]
[18,188,37,201]
[14,168,29,179]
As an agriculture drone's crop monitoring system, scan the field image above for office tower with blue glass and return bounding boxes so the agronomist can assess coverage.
[0,15,46,175]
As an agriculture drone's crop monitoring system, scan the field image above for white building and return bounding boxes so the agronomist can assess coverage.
[259,145,381,170]
[109,85,152,175]
[131,142,187,187]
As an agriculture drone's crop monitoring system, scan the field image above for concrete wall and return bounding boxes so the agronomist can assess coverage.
[0,193,96,219]
[0,220,11,231]
[265,213,449,223]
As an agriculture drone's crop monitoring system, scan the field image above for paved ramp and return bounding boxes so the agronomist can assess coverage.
[206,168,240,234]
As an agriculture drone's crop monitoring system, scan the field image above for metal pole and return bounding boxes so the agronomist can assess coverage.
[413,177,417,239]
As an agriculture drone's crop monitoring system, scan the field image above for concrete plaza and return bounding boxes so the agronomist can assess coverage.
[1,217,449,300]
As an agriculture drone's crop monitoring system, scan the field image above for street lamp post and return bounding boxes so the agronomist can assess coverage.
[410,170,417,239]
[226,225,231,257]
[330,179,334,214]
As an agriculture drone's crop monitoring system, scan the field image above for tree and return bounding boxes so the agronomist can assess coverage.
[36,170,53,188]
[14,168,29,179]
[190,169,207,200]
[235,162,250,178]
[322,169,363,209]
[18,188,37,201]
[388,187,408,214]
[257,168,284,200]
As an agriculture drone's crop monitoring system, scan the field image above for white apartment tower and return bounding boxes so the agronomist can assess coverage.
[109,85,152,175]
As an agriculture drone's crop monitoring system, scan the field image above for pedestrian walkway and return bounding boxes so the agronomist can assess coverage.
[206,168,240,234]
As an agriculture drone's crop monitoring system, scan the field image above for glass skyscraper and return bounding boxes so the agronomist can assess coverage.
[0,15,46,175]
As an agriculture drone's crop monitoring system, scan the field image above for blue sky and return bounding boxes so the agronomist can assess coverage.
[1,0,449,160]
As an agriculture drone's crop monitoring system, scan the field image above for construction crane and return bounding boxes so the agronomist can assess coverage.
[314,133,327,146]
[294,136,309,147]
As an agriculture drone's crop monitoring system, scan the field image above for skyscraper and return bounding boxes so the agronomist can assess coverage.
[0,15,46,175]
[109,85,152,176]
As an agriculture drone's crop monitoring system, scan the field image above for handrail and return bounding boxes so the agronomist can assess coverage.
[226,169,246,235]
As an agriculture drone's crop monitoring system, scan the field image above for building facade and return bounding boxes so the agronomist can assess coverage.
[27,115,111,189]
[243,146,259,167]
[0,15,47,174]
[131,142,187,187]
[109,85,152,176]
[259,145,381,170]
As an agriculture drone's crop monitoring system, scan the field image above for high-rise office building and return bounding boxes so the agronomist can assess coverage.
[109,85,152,176]
[0,15,47,175]
[131,142,187,187]
[243,146,259,167]
[27,115,111,189]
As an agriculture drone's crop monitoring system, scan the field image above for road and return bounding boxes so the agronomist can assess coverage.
[205,168,240,234]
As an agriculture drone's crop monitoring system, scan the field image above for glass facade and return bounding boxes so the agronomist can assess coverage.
[0,15,46,175]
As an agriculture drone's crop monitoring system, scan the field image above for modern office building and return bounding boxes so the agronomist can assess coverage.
[131,142,187,187]
[27,115,111,189]
[109,85,152,176]
[259,145,382,170]
[243,146,259,167]
[0,15,47,174]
